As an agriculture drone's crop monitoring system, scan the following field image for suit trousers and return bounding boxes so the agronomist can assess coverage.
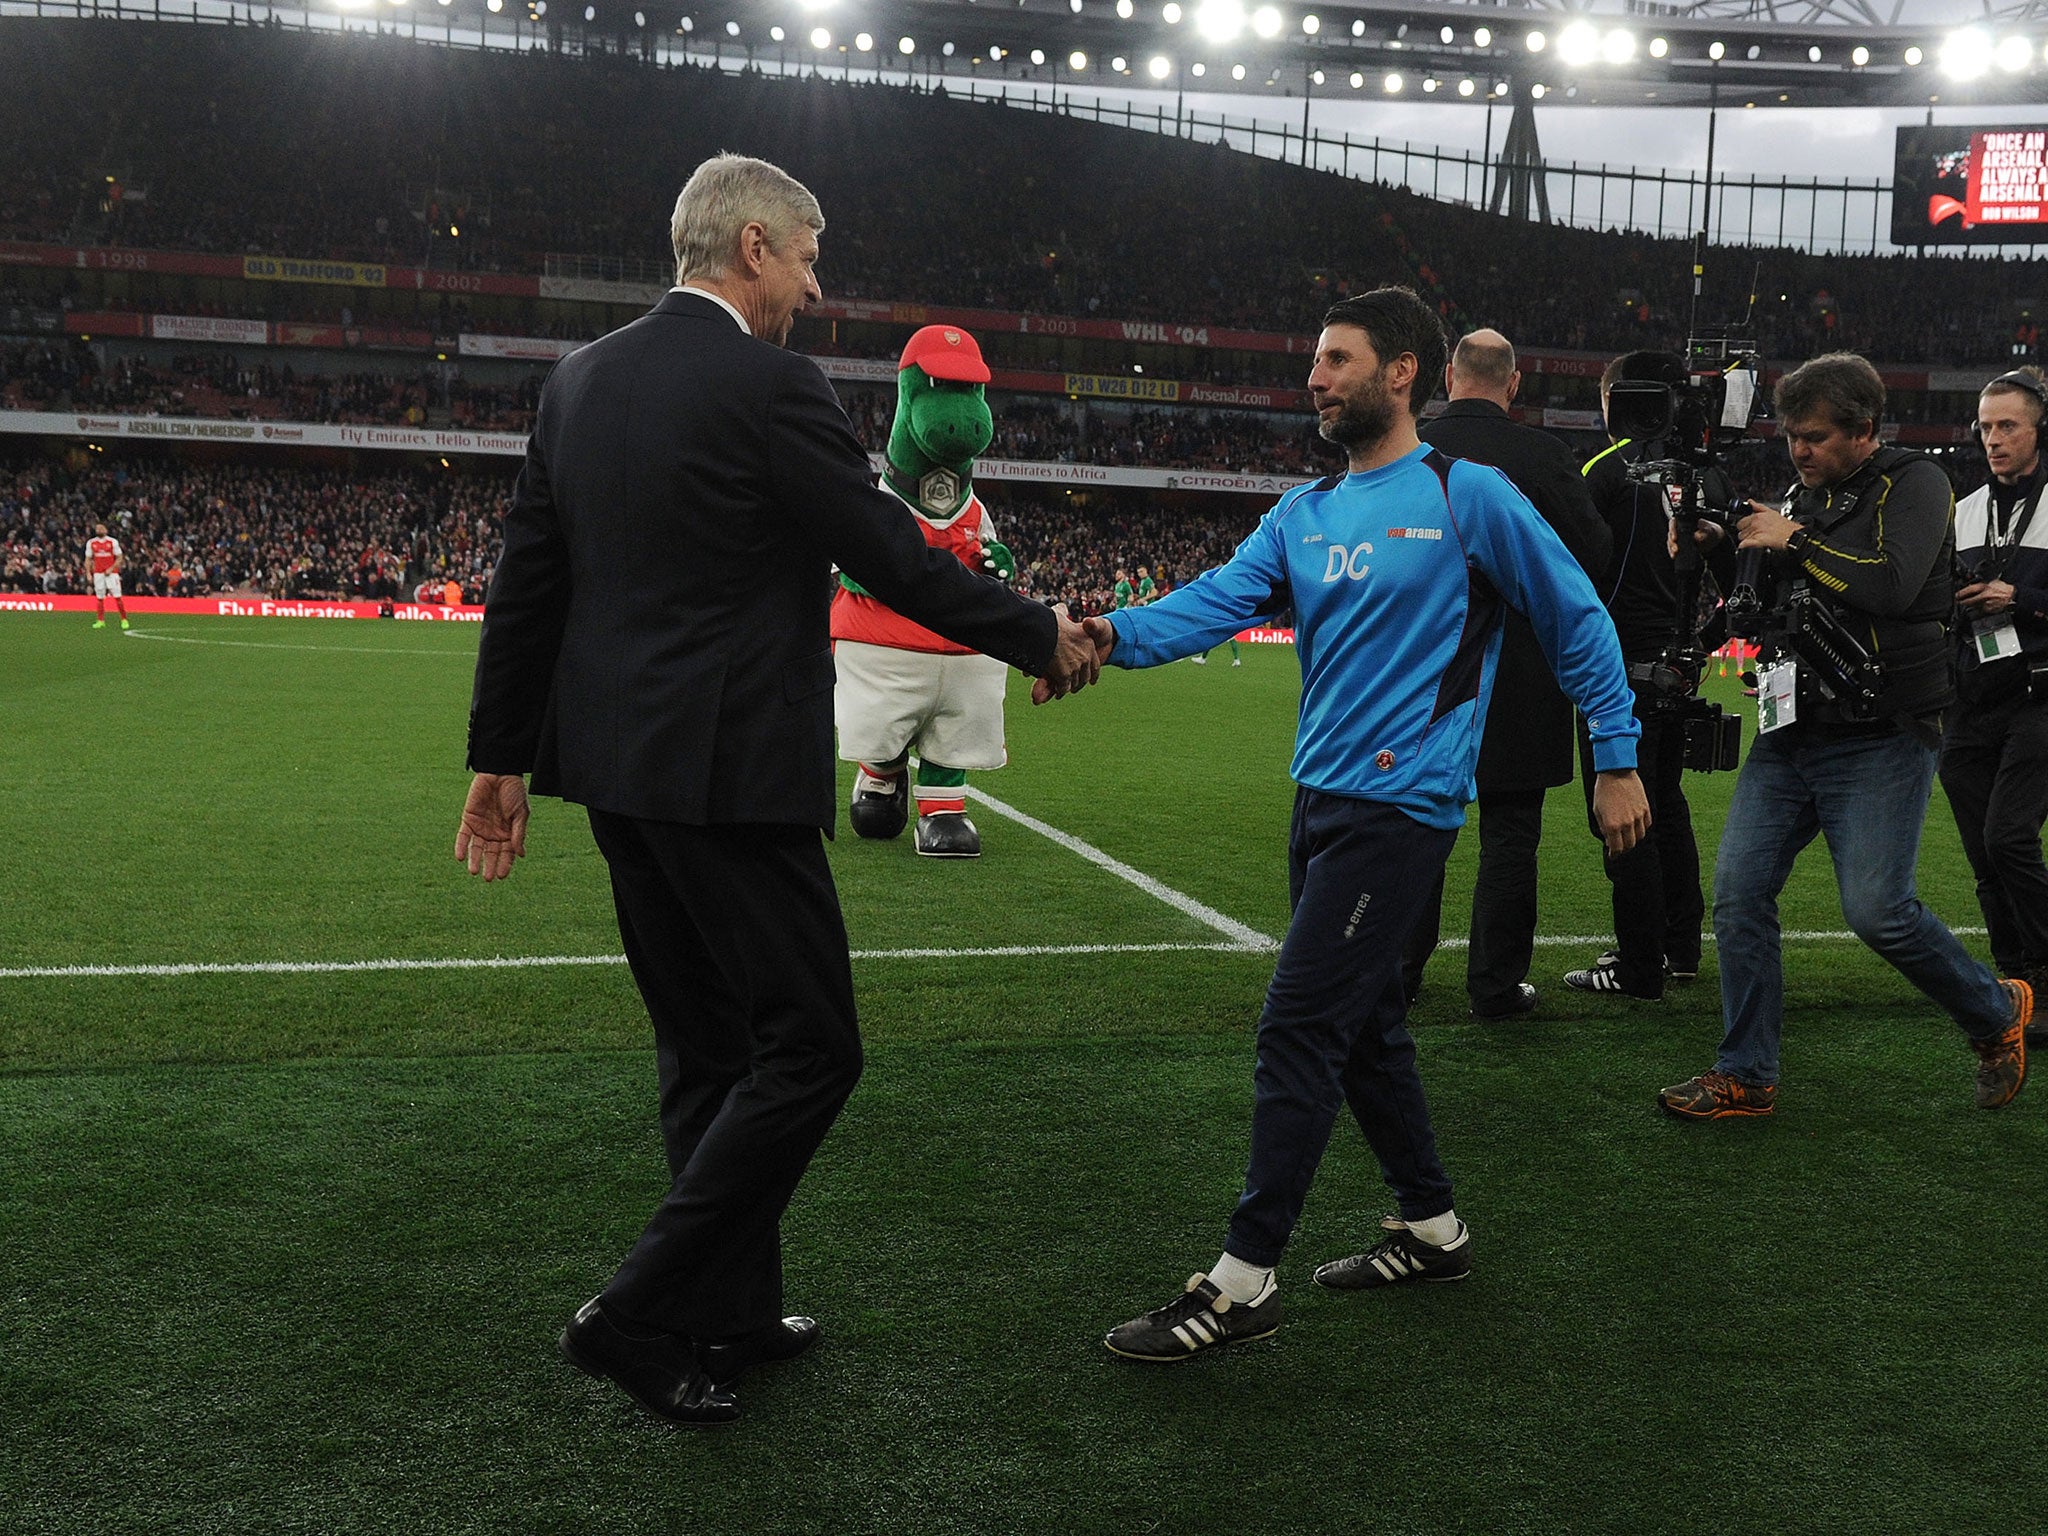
[1579,699,1705,992]
[1226,790,1457,1268]
[1940,688,2048,976]
[586,809,864,1341]
[1399,789,1546,1011]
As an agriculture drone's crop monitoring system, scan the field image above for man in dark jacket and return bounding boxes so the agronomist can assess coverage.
[1659,351,2032,1121]
[1400,328,1612,1018]
[454,154,1097,1425]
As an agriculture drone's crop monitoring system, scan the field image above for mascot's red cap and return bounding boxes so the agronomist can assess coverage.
[899,324,991,384]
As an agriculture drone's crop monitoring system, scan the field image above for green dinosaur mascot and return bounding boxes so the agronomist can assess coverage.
[831,324,1017,858]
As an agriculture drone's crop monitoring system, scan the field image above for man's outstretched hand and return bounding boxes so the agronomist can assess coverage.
[455,772,530,881]
[1032,606,1106,704]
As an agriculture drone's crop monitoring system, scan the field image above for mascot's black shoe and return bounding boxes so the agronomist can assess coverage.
[558,1297,740,1427]
[915,811,981,858]
[849,766,909,839]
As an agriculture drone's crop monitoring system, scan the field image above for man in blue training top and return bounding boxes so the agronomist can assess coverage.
[1063,287,1650,1360]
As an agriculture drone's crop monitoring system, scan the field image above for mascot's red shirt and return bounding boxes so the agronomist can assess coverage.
[831,487,994,656]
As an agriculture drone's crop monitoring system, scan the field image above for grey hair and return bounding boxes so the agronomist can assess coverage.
[670,154,824,285]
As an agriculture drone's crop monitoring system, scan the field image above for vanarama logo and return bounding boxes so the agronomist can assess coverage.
[1385,527,1444,540]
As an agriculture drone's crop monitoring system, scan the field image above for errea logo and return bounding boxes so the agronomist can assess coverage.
[1386,527,1444,540]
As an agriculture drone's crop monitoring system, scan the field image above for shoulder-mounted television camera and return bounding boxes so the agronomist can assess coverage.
[1591,340,1765,774]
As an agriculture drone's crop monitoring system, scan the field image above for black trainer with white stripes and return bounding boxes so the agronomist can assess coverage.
[1102,1273,1282,1361]
[1313,1217,1473,1290]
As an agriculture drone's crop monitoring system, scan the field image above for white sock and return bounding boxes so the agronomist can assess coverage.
[1209,1250,1276,1305]
[1406,1210,1462,1248]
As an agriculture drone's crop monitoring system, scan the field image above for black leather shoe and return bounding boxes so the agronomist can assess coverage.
[558,1297,740,1426]
[1470,982,1538,1019]
[697,1316,822,1384]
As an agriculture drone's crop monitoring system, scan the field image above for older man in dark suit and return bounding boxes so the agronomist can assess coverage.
[455,154,1097,1426]
[1401,328,1612,1018]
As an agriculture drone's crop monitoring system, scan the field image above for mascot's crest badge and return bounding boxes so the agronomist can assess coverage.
[943,329,963,346]
[918,467,962,515]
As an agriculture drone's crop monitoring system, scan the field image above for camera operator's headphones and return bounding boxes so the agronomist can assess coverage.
[1972,370,2048,437]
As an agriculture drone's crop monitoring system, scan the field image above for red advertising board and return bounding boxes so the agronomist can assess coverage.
[0,594,485,621]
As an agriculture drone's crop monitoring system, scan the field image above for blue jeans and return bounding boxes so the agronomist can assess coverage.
[1712,724,2009,1087]
[1225,790,1458,1268]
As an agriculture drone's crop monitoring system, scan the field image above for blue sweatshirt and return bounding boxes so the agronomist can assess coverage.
[1107,444,1640,830]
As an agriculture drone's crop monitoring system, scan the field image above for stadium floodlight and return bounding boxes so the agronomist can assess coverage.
[1163,3,1183,25]
[1940,28,1993,81]
[1472,27,1490,47]
[1310,67,1324,84]
[724,19,737,35]
[1422,76,1438,92]
[1150,54,1173,78]
[810,26,830,48]
[1070,50,1088,69]
[1231,62,1246,79]
[855,32,873,51]
[1904,45,1923,65]
[1383,72,1402,91]
[1649,37,1668,59]
[1111,54,1128,70]
[1458,76,1474,95]
[1850,44,1868,66]
[1350,18,1362,37]
[797,0,833,10]
[900,36,915,54]
[1530,81,1545,98]
[1030,47,1046,64]
[769,24,784,40]
[1190,60,1204,75]
[1117,0,1132,15]
[942,41,954,55]
[1493,79,1508,95]
[1708,40,1725,61]
[1194,0,1243,44]
[1526,30,1545,53]
[1347,70,1361,87]
[1558,21,1599,67]
[1071,0,1083,12]
[989,45,1003,59]
[1302,14,1318,36]
[1438,25,1451,44]
[1806,45,1821,63]
[1602,29,1635,65]
[1997,35,2032,72]
[1251,7,1282,42]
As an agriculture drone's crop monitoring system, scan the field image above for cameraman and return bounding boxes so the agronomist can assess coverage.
[1659,352,2032,1120]
[1939,367,2048,1038]
[1562,351,1713,1001]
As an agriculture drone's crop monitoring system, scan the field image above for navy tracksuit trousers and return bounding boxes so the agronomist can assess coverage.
[1225,787,1460,1268]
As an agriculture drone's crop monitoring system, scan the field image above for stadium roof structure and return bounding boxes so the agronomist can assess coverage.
[511,0,2048,110]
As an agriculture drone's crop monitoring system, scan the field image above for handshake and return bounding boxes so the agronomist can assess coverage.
[1030,610,1118,705]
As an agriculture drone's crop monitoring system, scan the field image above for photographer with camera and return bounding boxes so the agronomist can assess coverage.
[1659,352,2033,1120]
[1561,351,1715,1001]
[1938,367,2048,1041]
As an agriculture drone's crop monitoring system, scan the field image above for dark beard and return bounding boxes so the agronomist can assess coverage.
[1317,387,1394,451]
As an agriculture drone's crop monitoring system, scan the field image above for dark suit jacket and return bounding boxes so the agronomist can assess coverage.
[467,290,1057,830]
[1420,399,1612,793]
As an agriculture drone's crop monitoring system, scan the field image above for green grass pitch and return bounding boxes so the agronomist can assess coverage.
[3,611,2044,1535]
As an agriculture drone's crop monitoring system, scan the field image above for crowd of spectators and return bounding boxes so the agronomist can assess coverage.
[1,456,501,602]
[1,340,543,430]
[3,22,2047,372]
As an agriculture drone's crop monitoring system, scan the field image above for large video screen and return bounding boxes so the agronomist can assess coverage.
[1894,125,2048,246]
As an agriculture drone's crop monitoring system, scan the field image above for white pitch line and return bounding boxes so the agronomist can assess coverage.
[0,926,1988,981]
[123,628,467,657]
[962,784,1278,949]
[0,941,1263,981]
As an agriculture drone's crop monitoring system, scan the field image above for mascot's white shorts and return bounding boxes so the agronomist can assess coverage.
[834,640,1009,770]
[92,572,123,599]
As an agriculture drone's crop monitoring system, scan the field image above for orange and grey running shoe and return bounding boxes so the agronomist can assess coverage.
[1971,980,2032,1110]
[1658,1069,1776,1120]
